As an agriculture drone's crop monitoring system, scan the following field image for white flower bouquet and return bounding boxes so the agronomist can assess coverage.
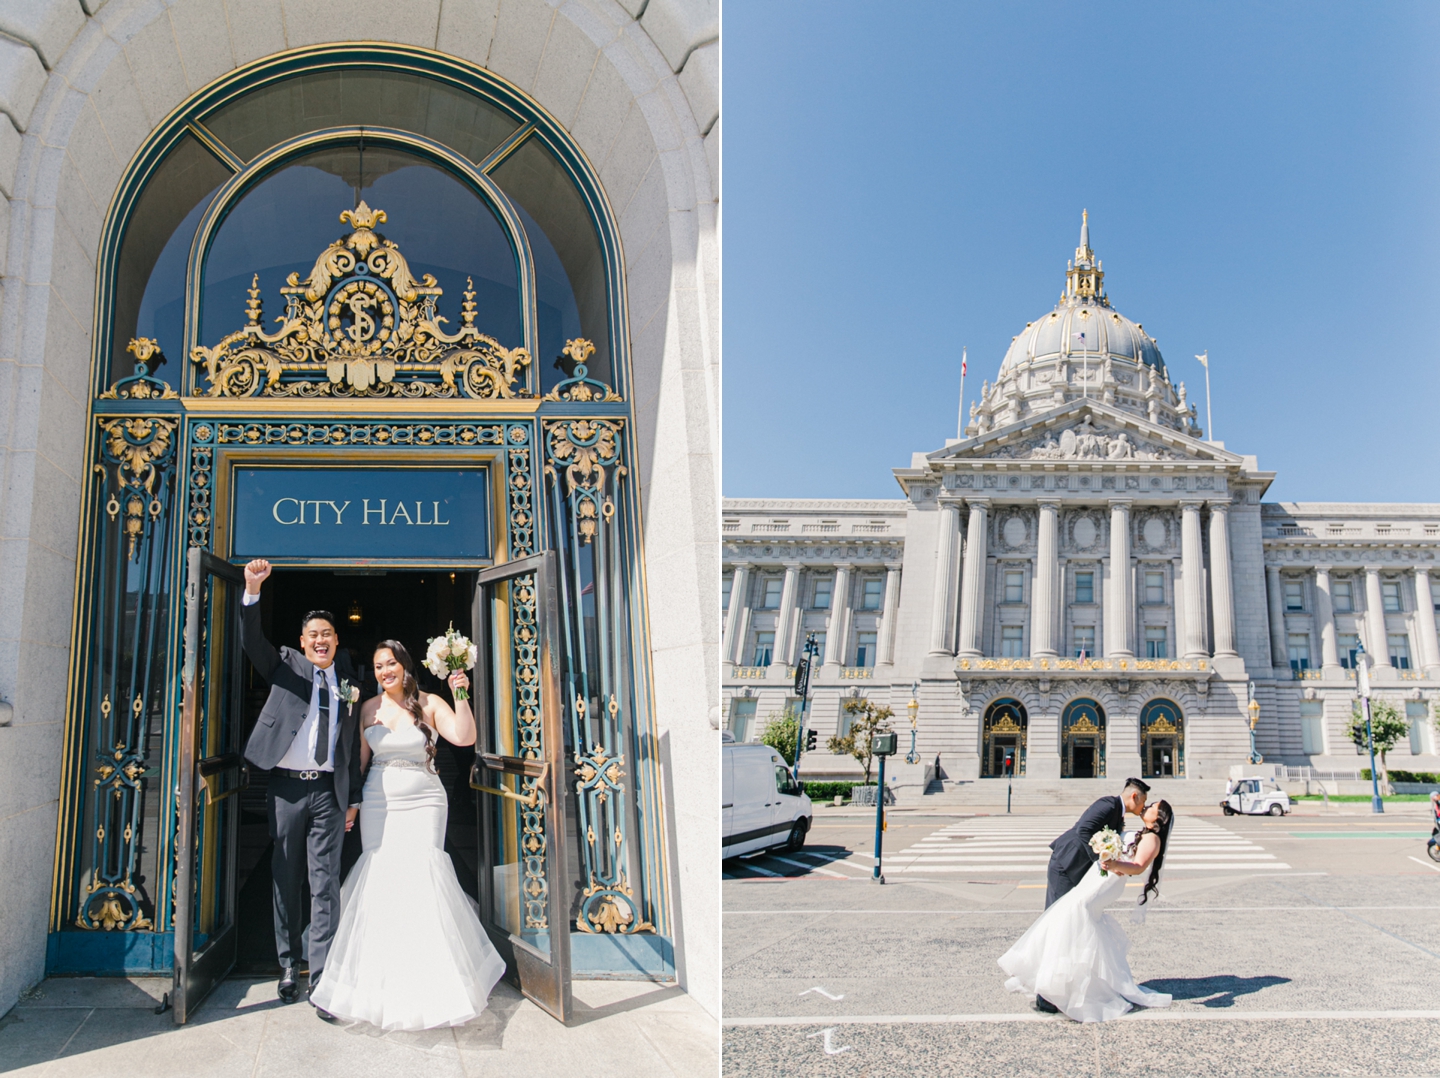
[424,623,478,701]
[1088,827,1123,876]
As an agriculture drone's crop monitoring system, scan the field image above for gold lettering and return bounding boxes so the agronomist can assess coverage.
[272,498,301,525]
[363,499,386,525]
[389,501,414,526]
[327,500,350,524]
[432,501,450,526]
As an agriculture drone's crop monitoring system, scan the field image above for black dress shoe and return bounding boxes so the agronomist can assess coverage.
[1035,995,1060,1014]
[277,967,299,1004]
[315,1006,340,1024]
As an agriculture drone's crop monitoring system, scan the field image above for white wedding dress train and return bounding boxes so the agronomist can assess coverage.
[310,721,506,1030]
[997,856,1171,1023]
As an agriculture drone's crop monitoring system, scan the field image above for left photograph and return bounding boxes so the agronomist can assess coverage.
[0,3,719,1075]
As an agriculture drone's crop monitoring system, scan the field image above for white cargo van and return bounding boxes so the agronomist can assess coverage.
[722,742,813,859]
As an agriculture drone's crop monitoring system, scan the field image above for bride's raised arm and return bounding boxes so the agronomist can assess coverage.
[425,671,478,747]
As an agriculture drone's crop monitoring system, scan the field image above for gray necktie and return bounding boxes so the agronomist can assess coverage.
[314,674,331,767]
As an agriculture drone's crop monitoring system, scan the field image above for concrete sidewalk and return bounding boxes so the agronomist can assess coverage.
[0,976,717,1078]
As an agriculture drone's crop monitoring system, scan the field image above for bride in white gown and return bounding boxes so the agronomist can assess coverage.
[310,639,506,1030]
[998,800,1175,1023]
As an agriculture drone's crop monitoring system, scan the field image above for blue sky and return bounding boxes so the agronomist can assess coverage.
[723,2,1440,503]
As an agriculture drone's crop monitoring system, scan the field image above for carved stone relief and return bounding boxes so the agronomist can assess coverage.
[986,415,1182,462]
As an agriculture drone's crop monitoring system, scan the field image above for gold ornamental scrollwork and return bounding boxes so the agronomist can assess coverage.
[544,419,625,544]
[98,338,179,401]
[97,416,176,560]
[189,202,531,399]
[541,338,621,402]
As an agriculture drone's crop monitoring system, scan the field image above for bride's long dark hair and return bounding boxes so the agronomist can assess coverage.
[1138,799,1173,906]
[374,639,437,772]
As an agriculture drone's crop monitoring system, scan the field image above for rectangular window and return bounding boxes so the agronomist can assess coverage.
[1338,632,1360,669]
[1382,581,1402,613]
[1284,579,1304,612]
[1073,625,1095,659]
[1001,625,1025,658]
[1300,700,1325,755]
[855,631,878,667]
[1388,633,1411,670]
[1332,579,1353,612]
[1075,572,1094,605]
[861,577,884,610]
[728,698,757,742]
[812,577,833,609]
[721,575,733,613]
[1004,570,1024,604]
[1408,701,1429,755]
[1144,626,1168,659]
[752,631,775,667]
[1432,581,1440,610]
[1144,571,1165,605]
[1287,632,1311,671]
[760,578,783,609]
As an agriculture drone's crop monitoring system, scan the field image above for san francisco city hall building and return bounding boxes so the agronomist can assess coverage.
[723,217,1440,787]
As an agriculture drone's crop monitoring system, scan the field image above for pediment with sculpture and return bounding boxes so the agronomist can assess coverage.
[189,202,533,399]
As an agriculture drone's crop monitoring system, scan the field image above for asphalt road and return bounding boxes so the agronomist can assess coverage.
[722,804,1440,1078]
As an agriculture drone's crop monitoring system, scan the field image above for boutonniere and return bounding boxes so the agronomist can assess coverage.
[338,678,361,705]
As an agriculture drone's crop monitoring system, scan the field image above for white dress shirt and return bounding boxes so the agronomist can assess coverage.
[244,591,340,771]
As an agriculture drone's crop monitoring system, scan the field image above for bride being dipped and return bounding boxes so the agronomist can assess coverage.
[998,798,1175,1023]
[310,639,505,1029]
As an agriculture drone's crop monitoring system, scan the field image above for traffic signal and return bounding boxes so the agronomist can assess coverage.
[805,728,817,752]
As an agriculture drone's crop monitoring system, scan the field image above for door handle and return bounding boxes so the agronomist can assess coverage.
[197,753,249,805]
[471,759,550,808]
[473,781,545,809]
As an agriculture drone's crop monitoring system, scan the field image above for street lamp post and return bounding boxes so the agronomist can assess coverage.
[904,681,920,765]
[1247,681,1262,765]
[791,633,821,780]
[1355,644,1385,814]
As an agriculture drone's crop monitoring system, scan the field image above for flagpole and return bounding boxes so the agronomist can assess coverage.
[957,346,967,440]
[1196,351,1212,440]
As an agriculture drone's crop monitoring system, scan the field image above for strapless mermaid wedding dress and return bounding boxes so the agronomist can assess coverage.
[310,721,506,1030]
[997,849,1171,1022]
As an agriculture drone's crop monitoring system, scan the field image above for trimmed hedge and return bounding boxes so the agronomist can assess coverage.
[803,781,861,802]
[1361,769,1440,783]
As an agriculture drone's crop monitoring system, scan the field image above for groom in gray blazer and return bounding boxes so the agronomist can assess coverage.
[240,559,363,1015]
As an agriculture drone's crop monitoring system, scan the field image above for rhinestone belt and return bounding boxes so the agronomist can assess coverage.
[374,758,426,770]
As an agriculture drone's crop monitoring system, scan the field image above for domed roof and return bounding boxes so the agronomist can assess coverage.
[998,213,1166,378]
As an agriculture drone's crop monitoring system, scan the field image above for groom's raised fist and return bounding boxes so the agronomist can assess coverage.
[244,558,272,595]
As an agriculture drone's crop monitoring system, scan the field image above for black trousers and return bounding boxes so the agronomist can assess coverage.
[1044,857,1088,909]
[267,773,345,979]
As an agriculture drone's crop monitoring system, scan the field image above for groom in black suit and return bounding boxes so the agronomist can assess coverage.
[240,558,362,1016]
[1034,777,1150,1013]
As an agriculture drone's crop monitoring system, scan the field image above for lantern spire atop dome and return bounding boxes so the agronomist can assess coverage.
[1064,209,1106,305]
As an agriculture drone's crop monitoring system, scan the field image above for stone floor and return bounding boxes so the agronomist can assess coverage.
[0,975,718,1077]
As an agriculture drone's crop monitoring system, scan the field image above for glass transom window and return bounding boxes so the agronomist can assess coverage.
[1004,570,1024,604]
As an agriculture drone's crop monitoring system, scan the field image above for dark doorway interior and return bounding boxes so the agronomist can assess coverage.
[233,568,479,974]
[1072,742,1096,779]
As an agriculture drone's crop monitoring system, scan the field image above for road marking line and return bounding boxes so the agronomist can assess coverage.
[1408,856,1440,873]
[765,854,849,878]
[726,1010,1440,1028]
[723,905,1440,915]
[800,987,845,1000]
[805,1028,852,1053]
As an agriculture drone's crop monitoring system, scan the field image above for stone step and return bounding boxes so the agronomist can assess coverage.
[892,777,1230,807]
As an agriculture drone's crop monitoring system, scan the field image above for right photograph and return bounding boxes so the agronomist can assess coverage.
[720,3,1440,1075]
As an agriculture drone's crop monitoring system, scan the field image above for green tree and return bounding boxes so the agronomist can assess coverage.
[760,711,800,766]
[827,699,895,785]
[1347,699,1410,794]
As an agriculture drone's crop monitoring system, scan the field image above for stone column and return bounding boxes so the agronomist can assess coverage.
[1364,566,1392,671]
[1265,565,1288,670]
[1208,500,1237,658]
[956,498,990,657]
[1030,499,1060,657]
[773,562,801,668]
[1180,500,1207,658]
[1415,567,1440,674]
[722,563,751,665]
[1315,567,1341,672]
[1105,499,1133,657]
[928,501,962,655]
[822,564,852,667]
[878,563,903,665]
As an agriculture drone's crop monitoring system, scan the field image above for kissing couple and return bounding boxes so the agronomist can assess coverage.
[239,558,505,1030]
[998,777,1174,1022]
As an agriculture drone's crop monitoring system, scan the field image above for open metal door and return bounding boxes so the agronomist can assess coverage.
[469,551,572,1022]
[171,548,248,1023]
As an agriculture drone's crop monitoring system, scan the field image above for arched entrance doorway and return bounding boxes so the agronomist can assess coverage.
[1140,698,1185,777]
[1061,698,1107,778]
[981,698,1028,777]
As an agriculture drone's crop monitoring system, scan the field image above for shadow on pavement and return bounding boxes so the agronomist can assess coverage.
[1139,974,1291,1007]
